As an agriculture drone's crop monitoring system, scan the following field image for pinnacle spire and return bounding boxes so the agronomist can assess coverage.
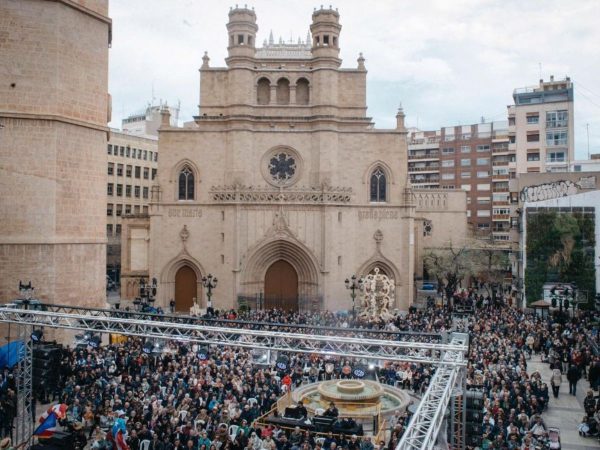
[269,30,274,45]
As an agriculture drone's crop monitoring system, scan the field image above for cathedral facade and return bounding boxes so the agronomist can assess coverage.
[121,6,467,313]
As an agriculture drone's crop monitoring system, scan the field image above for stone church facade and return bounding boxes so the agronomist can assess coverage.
[121,6,467,312]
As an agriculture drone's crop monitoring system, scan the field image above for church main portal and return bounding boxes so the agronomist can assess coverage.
[264,259,299,311]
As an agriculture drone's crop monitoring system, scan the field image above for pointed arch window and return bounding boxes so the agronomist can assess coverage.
[370,168,387,202]
[178,166,195,200]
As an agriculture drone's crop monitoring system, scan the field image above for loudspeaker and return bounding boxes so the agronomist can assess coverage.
[33,343,61,393]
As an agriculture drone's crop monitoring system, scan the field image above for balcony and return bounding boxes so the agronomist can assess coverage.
[492,214,510,221]
[546,121,568,129]
[408,165,440,172]
[408,152,440,160]
[493,186,509,193]
[492,159,509,166]
[492,146,510,154]
[410,175,440,183]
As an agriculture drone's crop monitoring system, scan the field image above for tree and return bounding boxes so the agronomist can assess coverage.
[423,245,473,305]
[470,241,510,300]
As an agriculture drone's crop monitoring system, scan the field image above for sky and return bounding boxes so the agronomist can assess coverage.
[108,0,600,159]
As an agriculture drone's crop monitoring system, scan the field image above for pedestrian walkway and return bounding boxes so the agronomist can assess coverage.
[529,356,600,450]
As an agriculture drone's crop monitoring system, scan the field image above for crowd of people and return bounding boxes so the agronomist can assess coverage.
[0,292,598,450]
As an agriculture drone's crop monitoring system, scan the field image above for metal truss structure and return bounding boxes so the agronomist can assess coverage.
[0,303,469,450]
[14,322,33,446]
[396,333,469,450]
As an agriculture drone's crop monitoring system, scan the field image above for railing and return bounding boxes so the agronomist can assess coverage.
[408,166,440,172]
[237,295,323,313]
[408,153,440,160]
[546,121,568,129]
[492,214,510,220]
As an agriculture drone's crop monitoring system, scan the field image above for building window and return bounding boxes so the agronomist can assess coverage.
[115,224,122,235]
[125,204,131,215]
[296,78,310,105]
[107,183,113,196]
[461,184,471,191]
[460,145,470,153]
[116,204,122,216]
[276,78,290,105]
[476,145,490,152]
[117,164,123,176]
[143,206,148,215]
[478,223,490,229]
[143,150,148,161]
[527,115,539,124]
[547,151,565,163]
[369,168,387,202]
[107,204,113,216]
[135,166,141,178]
[546,110,568,128]
[546,130,568,146]
[143,167,149,179]
[130,148,136,158]
[441,160,454,167]
[126,165,132,177]
[477,197,491,204]
[461,159,471,167]
[477,183,491,190]
[527,153,540,161]
[107,224,113,235]
[257,78,270,105]
[442,147,454,154]
[107,144,112,155]
[477,158,489,165]
[154,153,158,162]
[441,173,455,180]
[126,147,130,157]
[116,184,123,196]
[134,205,140,214]
[477,171,489,178]
[126,185,132,197]
[134,186,140,198]
[574,164,582,172]
[152,169,157,180]
[477,210,491,217]
[527,133,539,142]
[178,166,195,200]
[108,163,114,175]
[461,172,471,179]
[143,187,149,199]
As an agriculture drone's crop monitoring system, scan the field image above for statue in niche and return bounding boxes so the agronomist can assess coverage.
[360,267,394,320]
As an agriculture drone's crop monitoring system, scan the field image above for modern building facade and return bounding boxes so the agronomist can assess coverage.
[120,6,468,312]
[408,121,510,239]
[106,131,158,283]
[0,0,110,314]
[508,76,574,174]
[122,104,180,138]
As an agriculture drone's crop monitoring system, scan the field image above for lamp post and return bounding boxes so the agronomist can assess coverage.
[345,275,364,318]
[202,274,218,312]
[550,282,577,317]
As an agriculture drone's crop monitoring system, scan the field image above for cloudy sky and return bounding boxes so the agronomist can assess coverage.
[109,0,600,159]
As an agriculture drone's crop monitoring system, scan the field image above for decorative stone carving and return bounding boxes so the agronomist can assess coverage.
[210,184,352,204]
[413,192,448,211]
[180,225,190,243]
[423,220,432,236]
[359,267,394,321]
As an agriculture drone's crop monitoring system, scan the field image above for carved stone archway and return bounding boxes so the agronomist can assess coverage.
[159,255,205,309]
[240,238,320,305]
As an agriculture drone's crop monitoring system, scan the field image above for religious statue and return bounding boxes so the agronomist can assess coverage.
[359,267,394,320]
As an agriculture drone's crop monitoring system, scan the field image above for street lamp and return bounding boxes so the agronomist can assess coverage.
[345,275,364,318]
[202,274,218,312]
[550,282,577,316]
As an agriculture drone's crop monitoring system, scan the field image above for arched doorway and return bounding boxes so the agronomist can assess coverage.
[175,265,197,312]
[264,260,298,310]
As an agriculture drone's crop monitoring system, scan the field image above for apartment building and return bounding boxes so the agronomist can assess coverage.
[106,132,158,282]
[408,121,510,237]
[508,76,574,174]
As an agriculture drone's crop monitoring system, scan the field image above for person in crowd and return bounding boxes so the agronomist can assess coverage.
[568,363,582,396]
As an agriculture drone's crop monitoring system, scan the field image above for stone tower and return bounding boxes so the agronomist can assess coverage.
[310,6,341,65]
[0,0,111,319]
[226,5,258,64]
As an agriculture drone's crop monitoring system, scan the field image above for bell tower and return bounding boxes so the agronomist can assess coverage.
[310,5,341,65]
[226,4,257,65]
